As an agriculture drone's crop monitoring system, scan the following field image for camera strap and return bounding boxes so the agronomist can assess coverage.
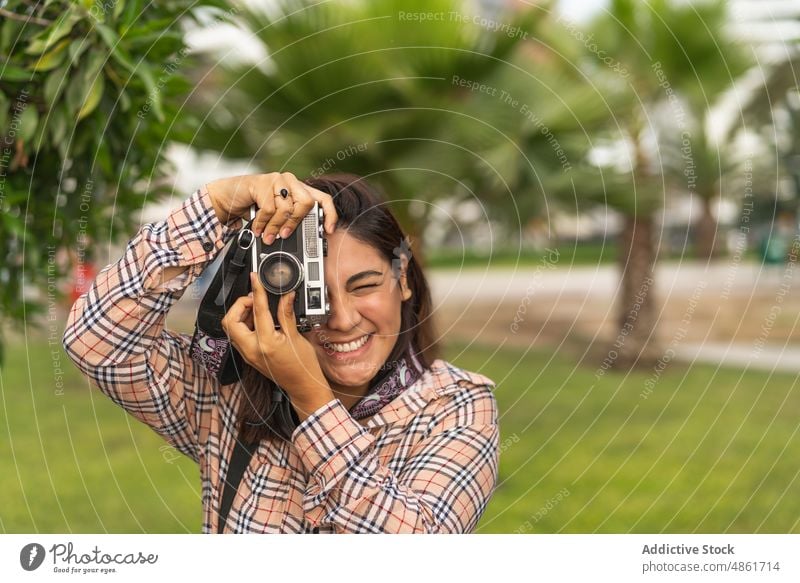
[213,230,252,308]
[190,223,256,385]
[216,435,258,534]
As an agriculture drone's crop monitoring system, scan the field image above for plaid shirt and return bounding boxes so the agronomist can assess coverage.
[62,187,499,533]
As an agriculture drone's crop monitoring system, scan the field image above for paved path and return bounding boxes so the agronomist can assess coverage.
[428,261,800,373]
[673,343,800,374]
[427,261,788,303]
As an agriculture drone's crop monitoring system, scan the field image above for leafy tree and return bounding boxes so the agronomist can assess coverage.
[578,0,751,366]
[186,0,756,372]
[660,111,753,260]
[190,0,545,237]
[736,4,800,224]
[446,27,628,244]
[0,0,225,361]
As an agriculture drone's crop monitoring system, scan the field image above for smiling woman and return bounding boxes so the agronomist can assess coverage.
[238,175,440,441]
[62,171,499,534]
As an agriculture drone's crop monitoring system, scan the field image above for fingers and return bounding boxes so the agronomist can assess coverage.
[277,180,315,239]
[244,303,255,329]
[276,290,298,336]
[252,176,276,238]
[252,172,297,241]
[250,271,300,337]
[272,172,293,201]
[263,197,292,244]
[304,184,338,234]
[220,295,257,355]
[242,172,336,244]
[260,172,298,244]
[221,295,253,329]
[249,272,276,338]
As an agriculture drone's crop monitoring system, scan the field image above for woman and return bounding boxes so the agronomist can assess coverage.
[63,172,499,533]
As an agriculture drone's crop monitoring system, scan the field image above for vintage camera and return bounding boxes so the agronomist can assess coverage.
[249,203,330,332]
[190,203,330,385]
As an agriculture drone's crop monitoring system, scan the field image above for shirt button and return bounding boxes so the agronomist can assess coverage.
[202,241,214,252]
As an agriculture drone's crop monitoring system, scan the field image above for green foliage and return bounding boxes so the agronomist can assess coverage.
[578,0,752,215]
[195,0,752,233]
[737,10,800,201]
[192,0,568,232]
[659,116,767,209]
[0,0,228,358]
[592,0,750,112]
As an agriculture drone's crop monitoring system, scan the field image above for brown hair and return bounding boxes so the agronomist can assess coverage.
[238,173,440,443]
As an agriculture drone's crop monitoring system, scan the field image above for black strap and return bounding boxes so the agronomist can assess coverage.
[192,220,256,385]
[217,430,322,534]
[214,229,253,308]
[217,437,258,534]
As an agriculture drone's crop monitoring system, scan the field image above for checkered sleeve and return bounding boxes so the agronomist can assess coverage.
[62,187,238,463]
[291,382,499,533]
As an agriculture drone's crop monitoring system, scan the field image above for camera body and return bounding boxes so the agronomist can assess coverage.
[249,202,330,331]
[190,202,330,385]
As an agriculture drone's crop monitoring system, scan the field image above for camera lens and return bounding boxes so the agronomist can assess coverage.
[258,252,303,294]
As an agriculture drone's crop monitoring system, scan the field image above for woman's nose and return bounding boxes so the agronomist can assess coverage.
[325,291,362,332]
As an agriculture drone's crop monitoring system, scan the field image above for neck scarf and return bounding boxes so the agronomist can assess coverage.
[348,348,426,421]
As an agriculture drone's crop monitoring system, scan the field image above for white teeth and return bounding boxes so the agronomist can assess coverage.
[329,334,370,353]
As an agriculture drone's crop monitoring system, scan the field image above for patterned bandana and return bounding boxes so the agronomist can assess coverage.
[190,329,229,376]
[348,348,426,421]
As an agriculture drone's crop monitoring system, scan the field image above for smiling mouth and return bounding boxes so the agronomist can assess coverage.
[322,333,373,357]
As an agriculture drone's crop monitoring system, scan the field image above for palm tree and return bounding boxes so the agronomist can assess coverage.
[660,112,752,259]
[190,0,544,237]
[578,0,751,366]
[734,1,800,223]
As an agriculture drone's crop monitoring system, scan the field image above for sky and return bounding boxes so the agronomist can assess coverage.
[557,0,608,23]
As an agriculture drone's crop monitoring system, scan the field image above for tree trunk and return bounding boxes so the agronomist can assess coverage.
[612,214,661,368]
[694,195,720,260]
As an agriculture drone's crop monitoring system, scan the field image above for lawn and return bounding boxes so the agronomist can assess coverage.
[2,332,798,533]
[425,241,618,269]
[424,240,766,269]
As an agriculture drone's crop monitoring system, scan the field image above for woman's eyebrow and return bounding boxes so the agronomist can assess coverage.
[346,270,384,286]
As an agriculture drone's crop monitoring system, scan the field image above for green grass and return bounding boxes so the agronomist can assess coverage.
[425,241,617,269]
[0,335,202,533]
[425,241,767,269]
[461,341,800,533]
[2,334,798,533]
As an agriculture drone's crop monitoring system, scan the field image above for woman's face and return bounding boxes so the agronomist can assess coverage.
[301,229,412,396]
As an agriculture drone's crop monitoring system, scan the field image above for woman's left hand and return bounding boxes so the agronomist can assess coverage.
[221,272,335,421]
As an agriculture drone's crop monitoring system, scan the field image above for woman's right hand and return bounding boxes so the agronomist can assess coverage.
[206,172,337,244]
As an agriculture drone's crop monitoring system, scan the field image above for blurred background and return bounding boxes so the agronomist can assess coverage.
[1,0,799,533]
